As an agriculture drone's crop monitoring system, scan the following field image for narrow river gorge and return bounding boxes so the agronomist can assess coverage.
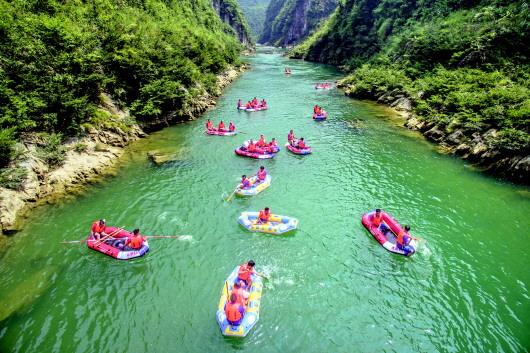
[0,49,528,353]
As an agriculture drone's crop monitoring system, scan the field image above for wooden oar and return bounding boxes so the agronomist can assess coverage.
[255,271,269,280]
[94,227,125,246]
[144,235,191,239]
[226,185,240,202]
[61,226,124,244]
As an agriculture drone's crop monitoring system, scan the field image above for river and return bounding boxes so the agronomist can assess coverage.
[0,48,529,353]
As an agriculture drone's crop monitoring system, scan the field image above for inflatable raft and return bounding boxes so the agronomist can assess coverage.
[236,175,272,196]
[216,266,263,337]
[361,210,417,256]
[238,212,299,235]
[238,106,268,112]
[86,227,149,260]
[235,146,277,159]
[206,128,237,136]
[312,112,327,121]
[285,143,312,155]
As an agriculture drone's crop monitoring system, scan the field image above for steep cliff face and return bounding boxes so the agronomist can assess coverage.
[212,0,254,47]
[260,0,337,46]
[236,0,271,39]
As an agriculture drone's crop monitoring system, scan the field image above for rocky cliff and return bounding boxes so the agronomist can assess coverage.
[236,0,271,39]
[212,0,254,47]
[260,0,337,46]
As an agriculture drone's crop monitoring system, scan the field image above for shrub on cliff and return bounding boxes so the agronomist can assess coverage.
[36,133,67,168]
[0,167,27,190]
[0,129,16,168]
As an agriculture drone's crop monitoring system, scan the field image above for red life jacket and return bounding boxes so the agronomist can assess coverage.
[206,121,213,129]
[257,170,266,180]
[258,210,270,222]
[225,302,243,322]
[298,141,306,148]
[91,221,106,234]
[238,264,252,281]
[218,122,225,130]
[257,138,266,147]
[127,236,144,249]
[372,213,383,227]
[229,124,235,131]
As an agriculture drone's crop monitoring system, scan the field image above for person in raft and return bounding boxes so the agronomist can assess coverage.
[252,97,258,107]
[232,280,250,306]
[288,130,296,146]
[370,209,383,230]
[260,99,267,107]
[297,137,306,149]
[256,134,267,147]
[229,122,236,132]
[225,293,245,326]
[256,166,267,183]
[396,225,414,253]
[91,219,108,240]
[237,99,243,108]
[257,207,271,224]
[267,138,278,152]
[246,140,257,152]
[123,228,145,251]
[240,175,252,189]
[218,120,226,132]
[237,260,257,287]
[205,119,213,130]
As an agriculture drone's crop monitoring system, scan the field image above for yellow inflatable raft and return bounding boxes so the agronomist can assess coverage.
[238,211,299,235]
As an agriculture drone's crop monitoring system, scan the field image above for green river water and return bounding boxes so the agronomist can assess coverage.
[1,49,529,353]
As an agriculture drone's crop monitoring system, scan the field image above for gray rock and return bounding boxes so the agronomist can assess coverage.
[447,130,466,145]
[391,97,412,112]
[424,126,445,142]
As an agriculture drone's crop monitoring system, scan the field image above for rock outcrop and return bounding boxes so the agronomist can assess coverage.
[212,0,254,48]
[376,93,529,184]
[260,0,337,46]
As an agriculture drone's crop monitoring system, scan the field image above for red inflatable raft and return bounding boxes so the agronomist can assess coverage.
[235,146,277,159]
[285,143,312,155]
[206,128,237,136]
[312,112,327,121]
[361,211,416,256]
[87,227,149,260]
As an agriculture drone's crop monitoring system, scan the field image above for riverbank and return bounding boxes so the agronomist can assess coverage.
[0,66,245,240]
[336,79,530,185]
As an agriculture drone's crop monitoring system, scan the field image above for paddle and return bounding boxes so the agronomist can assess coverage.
[226,185,240,202]
[94,227,125,246]
[144,235,191,239]
[254,271,269,280]
[61,226,124,244]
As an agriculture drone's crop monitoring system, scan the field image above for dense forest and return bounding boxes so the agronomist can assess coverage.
[237,0,271,39]
[260,0,337,46]
[291,0,529,179]
[0,0,249,170]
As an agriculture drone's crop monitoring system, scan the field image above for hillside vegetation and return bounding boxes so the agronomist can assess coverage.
[0,0,247,169]
[260,0,337,46]
[291,0,529,180]
[237,0,271,39]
